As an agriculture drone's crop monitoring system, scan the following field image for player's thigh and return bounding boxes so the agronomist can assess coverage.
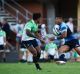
[35,46,41,53]
[21,41,37,56]
[31,39,41,53]
[28,45,37,57]
[58,45,69,53]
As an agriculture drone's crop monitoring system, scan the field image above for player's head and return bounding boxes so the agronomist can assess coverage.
[55,17,63,25]
[33,13,41,24]
[68,17,73,23]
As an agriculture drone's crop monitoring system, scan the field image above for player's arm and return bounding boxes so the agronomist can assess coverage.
[35,31,45,43]
[26,29,36,38]
[57,25,67,39]
[26,29,45,43]
[57,31,67,39]
[35,31,41,39]
[25,22,37,38]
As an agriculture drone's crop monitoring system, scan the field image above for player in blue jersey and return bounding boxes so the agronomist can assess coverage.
[55,17,80,63]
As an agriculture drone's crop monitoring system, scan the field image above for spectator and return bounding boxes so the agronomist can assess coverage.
[0,24,6,62]
[1,18,15,50]
[66,18,74,33]
[41,24,47,39]
[45,37,58,60]
[13,20,24,50]
[13,20,25,61]
[1,18,11,39]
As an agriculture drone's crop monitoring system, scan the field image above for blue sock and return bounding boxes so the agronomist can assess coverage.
[59,54,67,62]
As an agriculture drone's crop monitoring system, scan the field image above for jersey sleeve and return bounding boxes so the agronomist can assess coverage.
[25,22,33,31]
[60,23,67,33]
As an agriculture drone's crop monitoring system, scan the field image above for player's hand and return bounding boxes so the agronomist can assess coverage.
[49,37,55,41]
[40,39,46,44]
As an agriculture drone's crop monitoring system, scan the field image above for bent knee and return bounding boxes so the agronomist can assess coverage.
[59,45,69,53]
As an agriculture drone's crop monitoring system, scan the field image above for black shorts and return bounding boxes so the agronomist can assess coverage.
[21,39,38,48]
[0,45,4,50]
[64,39,79,51]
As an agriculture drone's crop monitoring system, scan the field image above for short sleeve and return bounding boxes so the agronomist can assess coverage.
[24,22,33,31]
[60,23,67,33]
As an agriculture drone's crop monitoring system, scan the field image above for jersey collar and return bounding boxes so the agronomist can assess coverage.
[31,19,36,24]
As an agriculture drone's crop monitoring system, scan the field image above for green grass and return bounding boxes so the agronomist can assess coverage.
[0,62,80,74]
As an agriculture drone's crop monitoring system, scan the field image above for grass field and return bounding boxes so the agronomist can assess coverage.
[0,62,80,74]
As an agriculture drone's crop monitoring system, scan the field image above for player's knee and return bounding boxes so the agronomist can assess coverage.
[33,51,37,57]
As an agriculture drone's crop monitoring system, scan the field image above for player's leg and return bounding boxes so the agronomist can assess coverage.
[58,39,79,63]
[58,45,69,61]
[58,45,69,53]
[35,39,41,61]
[72,39,80,55]
[22,40,41,70]
[30,39,42,70]
[74,47,80,55]
[35,46,41,61]
[58,39,77,60]
[28,45,42,70]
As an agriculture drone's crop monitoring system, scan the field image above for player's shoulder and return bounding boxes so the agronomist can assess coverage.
[25,20,34,28]
[61,22,67,28]
[61,22,66,26]
[25,20,32,25]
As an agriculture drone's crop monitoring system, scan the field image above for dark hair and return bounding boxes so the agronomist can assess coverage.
[33,13,41,20]
[56,17,63,20]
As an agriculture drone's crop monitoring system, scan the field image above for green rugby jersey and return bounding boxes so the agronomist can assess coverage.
[22,20,38,41]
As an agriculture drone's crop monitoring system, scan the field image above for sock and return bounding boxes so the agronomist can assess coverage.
[35,63,41,70]
[59,54,67,61]
[37,52,41,61]
[33,56,38,63]
[58,51,65,60]
[33,56,41,70]
[59,54,65,59]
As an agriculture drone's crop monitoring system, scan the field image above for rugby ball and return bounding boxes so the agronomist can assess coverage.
[53,25,60,36]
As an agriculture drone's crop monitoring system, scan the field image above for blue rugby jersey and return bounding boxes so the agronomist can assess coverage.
[59,22,75,42]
